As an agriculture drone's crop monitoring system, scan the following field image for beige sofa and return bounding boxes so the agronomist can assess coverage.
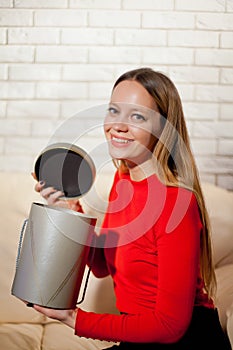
[0,171,232,350]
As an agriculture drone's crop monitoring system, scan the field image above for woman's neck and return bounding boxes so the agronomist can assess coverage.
[128,158,156,182]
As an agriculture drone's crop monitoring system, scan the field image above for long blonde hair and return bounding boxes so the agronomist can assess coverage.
[112,67,216,298]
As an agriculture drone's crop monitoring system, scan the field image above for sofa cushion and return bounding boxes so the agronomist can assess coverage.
[0,172,45,323]
[227,303,233,347]
[201,182,233,268]
[215,264,233,331]
[0,323,43,350]
[42,322,117,349]
[80,172,114,231]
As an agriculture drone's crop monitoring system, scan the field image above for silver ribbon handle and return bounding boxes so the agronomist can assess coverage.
[15,219,28,270]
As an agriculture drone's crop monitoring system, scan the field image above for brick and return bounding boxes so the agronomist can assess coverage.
[195,85,233,102]
[142,47,193,65]
[195,155,232,174]
[89,10,141,28]
[217,175,233,191]
[8,28,60,44]
[227,0,233,12]
[70,0,121,9]
[51,115,105,144]
[62,64,114,81]
[218,140,233,155]
[5,137,49,155]
[0,28,6,44]
[193,121,233,138]
[61,28,113,45]
[0,82,34,98]
[31,120,60,136]
[123,0,173,10]
[36,46,87,63]
[0,0,13,7]
[168,30,218,48]
[221,68,233,84]
[14,0,68,8]
[191,139,216,155]
[36,82,88,99]
[114,65,169,81]
[61,103,107,124]
[61,98,107,118]
[0,46,34,62]
[0,119,31,136]
[169,66,219,83]
[114,65,144,79]
[175,0,225,12]
[34,10,87,26]
[220,104,233,120]
[0,155,32,172]
[9,64,61,81]
[0,101,6,118]
[75,135,106,154]
[199,173,215,185]
[197,13,233,30]
[142,12,195,29]
[175,84,194,101]
[186,121,193,137]
[0,64,7,79]
[7,101,60,119]
[221,32,233,48]
[196,49,233,67]
[183,102,219,120]
[0,9,33,26]
[115,29,167,46]
[89,82,113,99]
[89,47,141,63]
[61,100,104,118]
[0,137,3,152]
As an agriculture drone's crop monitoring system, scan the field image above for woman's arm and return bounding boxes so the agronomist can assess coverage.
[87,246,109,278]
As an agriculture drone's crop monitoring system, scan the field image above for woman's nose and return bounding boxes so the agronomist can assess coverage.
[112,121,128,132]
[111,114,129,132]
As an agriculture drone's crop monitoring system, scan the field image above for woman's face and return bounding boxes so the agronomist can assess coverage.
[104,80,162,167]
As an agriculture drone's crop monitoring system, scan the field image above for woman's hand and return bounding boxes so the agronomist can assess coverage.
[31,172,82,211]
[33,304,77,329]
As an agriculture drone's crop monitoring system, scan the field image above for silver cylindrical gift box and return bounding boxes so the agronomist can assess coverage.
[11,202,96,309]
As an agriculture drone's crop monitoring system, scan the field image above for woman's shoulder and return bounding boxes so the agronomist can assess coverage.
[163,184,198,212]
[165,183,195,197]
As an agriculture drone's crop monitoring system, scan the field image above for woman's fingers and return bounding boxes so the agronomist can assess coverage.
[39,186,56,199]
[34,180,67,206]
[31,172,37,180]
[34,181,45,193]
[31,172,81,211]
[68,200,82,211]
[41,188,65,204]
[47,192,66,206]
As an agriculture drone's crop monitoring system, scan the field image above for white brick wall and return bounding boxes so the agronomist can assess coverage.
[0,1,232,190]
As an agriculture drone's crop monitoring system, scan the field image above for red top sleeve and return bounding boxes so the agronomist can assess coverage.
[75,172,213,344]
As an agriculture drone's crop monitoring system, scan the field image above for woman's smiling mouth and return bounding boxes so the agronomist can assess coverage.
[111,136,133,144]
[111,135,134,146]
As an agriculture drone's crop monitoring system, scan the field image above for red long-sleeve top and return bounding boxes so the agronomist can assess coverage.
[75,171,214,343]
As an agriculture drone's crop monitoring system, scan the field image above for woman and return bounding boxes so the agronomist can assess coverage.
[32,68,231,349]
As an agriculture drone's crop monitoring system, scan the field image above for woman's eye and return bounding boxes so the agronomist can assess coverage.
[108,107,118,115]
[131,113,146,122]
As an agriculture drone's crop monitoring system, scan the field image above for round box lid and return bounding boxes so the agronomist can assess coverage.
[34,143,96,199]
